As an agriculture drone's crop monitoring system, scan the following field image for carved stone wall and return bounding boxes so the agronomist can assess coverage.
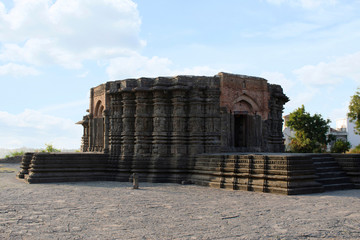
[83,73,288,156]
[266,84,289,152]
[78,73,288,182]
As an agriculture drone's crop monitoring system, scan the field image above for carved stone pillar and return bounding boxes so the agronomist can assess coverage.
[134,89,153,157]
[102,109,110,154]
[152,88,169,157]
[170,86,188,157]
[121,90,136,158]
[88,113,94,152]
[109,92,122,159]
[220,107,231,151]
[80,115,89,152]
[204,88,221,153]
[267,85,289,152]
[268,101,284,152]
[188,88,205,155]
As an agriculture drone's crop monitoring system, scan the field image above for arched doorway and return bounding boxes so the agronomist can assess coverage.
[231,97,262,151]
[233,100,253,149]
[93,100,105,151]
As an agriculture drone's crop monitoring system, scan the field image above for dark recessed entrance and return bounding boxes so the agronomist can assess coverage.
[234,114,248,148]
[92,117,104,151]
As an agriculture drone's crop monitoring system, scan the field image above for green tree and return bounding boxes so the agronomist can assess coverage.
[41,144,61,153]
[286,105,332,153]
[331,139,351,153]
[348,88,360,135]
[4,150,24,159]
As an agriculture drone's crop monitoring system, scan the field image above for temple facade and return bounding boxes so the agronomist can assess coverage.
[18,72,360,194]
[79,72,288,157]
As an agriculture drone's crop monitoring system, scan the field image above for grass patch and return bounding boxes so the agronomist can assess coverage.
[0,165,16,173]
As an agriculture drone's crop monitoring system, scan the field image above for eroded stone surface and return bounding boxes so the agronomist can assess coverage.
[82,72,288,154]
[3,164,360,239]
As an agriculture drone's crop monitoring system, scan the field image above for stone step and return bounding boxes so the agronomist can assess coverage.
[315,166,343,173]
[312,156,354,191]
[323,183,354,192]
[312,156,335,160]
[313,161,339,167]
[316,171,347,178]
[316,177,352,185]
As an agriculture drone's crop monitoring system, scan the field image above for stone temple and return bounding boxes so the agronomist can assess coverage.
[81,72,287,155]
[17,73,360,194]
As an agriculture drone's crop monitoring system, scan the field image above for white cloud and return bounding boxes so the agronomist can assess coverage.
[106,52,222,80]
[0,109,82,149]
[268,22,320,39]
[284,86,319,111]
[266,0,286,5]
[77,71,88,78]
[298,0,337,9]
[174,66,219,76]
[265,0,337,9]
[0,0,143,69]
[37,99,88,113]
[0,109,76,130]
[0,0,221,79]
[260,72,295,93]
[0,63,40,76]
[293,51,360,86]
[328,105,349,127]
[0,39,83,69]
[0,135,81,150]
[106,53,173,79]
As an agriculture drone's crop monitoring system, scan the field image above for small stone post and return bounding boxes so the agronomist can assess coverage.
[132,173,139,189]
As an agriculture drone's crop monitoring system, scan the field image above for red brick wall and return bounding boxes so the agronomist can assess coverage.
[90,84,107,117]
[219,72,270,120]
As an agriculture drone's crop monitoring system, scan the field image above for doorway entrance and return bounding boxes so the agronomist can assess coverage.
[234,114,248,148]
[93,117,104,151]
[92,100,105,151]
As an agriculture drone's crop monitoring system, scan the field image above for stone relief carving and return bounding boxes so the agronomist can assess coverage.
[82,73,288,156]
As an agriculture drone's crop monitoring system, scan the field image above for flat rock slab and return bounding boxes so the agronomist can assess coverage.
[0,164,16,173]
[1,163,360,239]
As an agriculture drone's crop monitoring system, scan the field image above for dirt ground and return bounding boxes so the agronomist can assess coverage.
[1,163,360,240]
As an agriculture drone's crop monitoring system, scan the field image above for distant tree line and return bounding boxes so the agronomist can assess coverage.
[4,144,61,159]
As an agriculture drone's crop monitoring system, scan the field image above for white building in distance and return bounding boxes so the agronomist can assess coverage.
[336,118,360,149]
[283,116,360,151]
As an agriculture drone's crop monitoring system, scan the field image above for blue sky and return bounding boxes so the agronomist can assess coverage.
[0,0,360,149]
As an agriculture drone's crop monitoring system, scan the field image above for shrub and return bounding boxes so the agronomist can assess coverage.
[331,139,351,153]
[40,144,61,153]
[349,144,360,153]
[4,151,25,159]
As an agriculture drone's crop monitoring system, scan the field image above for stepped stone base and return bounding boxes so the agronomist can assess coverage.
[332,154,360,189]
[312,155,354,192]
[17,152,360,195]
[17,153,110,183]
[191,154,323,195]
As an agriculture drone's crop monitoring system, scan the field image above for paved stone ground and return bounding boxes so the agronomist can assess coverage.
[1,163,360,240]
